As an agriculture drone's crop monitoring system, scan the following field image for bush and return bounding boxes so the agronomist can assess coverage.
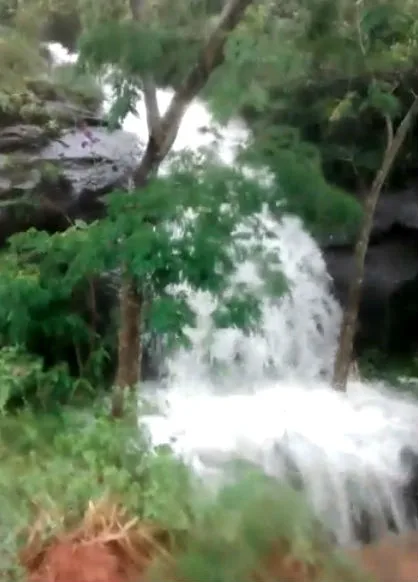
[0,395,371,582]
[0,401,196,579]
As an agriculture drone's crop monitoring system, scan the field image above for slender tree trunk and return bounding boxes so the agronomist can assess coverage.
[111,277,143,417]
[332,98,418,391]
[112,0,254,415]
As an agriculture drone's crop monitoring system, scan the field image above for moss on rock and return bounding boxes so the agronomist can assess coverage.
[0,26,103,127]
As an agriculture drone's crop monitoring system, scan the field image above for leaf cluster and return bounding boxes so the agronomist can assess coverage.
[0,239,111,409]
[6,156,288,354]
[241,129,363,239]
[148,468,365,582]
[203,0,418,187]
[0,346,90,412]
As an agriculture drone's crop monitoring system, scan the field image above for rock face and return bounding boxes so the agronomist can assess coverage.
[0,101,140,244]
[322,188,418,356]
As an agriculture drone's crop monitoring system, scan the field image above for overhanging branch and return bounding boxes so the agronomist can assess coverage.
[132,0,254,184]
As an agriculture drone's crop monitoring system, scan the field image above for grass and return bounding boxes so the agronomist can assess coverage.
[40,62,104,111]
[0,399,195,580]
[0,26,47,89]
[0,395,369,582]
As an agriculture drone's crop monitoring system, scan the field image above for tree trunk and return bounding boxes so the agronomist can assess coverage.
[332,98,418,391]
[112,0,254,415]
[111,277,142,417]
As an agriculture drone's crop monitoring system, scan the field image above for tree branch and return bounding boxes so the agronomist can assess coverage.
[129,0,163,142]
[113,0,254,400]
[383,113,393,157]
[132,0,254,184]
[371,97,418,197]
[332,95,418,391]
[142,76,162,140]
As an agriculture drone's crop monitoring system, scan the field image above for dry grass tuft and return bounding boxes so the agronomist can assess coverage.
[19,497,174,582]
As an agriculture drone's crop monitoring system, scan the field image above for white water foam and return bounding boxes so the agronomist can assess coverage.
[48,42,418,545]
[141,210,418,545]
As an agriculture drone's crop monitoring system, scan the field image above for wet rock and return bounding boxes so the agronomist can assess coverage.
[0,124,49,151]
[400,447,418,525]
[322,188,418,356]
[0,117,141,245]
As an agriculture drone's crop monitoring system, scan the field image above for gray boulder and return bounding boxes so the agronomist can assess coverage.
[0,96,140,244]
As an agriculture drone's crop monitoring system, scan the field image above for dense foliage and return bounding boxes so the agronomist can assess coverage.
[0,0,417,577]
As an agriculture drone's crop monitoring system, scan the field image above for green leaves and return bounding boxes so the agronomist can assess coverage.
[105,76,141,129]
[360,2,416,48]
[365,80,401,118]
[0,401,196,577]
[78,21,165,76]
[148,295,193,336]
[0,153,287,364]
[213,293,261,331]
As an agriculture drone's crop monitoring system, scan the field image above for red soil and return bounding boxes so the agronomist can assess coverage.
[19,500,418,582]
[347,532,418,582]
[26,541,127,582]
[19,500,172,582]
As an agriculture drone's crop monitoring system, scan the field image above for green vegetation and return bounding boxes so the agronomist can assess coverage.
[0,24,102,127]
[0,401,191,579]
[0,0,417,577]
[360,349,418,390]
[0,401,366,582]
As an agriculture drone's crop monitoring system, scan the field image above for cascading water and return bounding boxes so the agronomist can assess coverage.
[49,43,418,546]
[142,208,418,546]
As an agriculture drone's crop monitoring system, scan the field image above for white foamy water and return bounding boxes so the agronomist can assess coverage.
[48,43,418,545]
[142,211,418,544]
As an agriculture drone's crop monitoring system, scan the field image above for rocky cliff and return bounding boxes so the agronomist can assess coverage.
[0,77,140,244]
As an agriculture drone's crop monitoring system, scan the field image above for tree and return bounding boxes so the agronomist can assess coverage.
[329,0,418,390]
[332,97,418,390]
[0,0,360,412]
[0,155,283,410]
[208,0,418,390]
[4,0,417,402]
[77,0,255,415]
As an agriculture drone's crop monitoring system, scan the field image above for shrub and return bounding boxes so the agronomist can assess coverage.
[0,401,196,579]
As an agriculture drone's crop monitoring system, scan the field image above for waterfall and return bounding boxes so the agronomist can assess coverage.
[141,207,418,545]
[49,42,418,546]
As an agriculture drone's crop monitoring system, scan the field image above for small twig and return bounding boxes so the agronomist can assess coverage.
[384,113,394,156]
[355,0,367,57]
